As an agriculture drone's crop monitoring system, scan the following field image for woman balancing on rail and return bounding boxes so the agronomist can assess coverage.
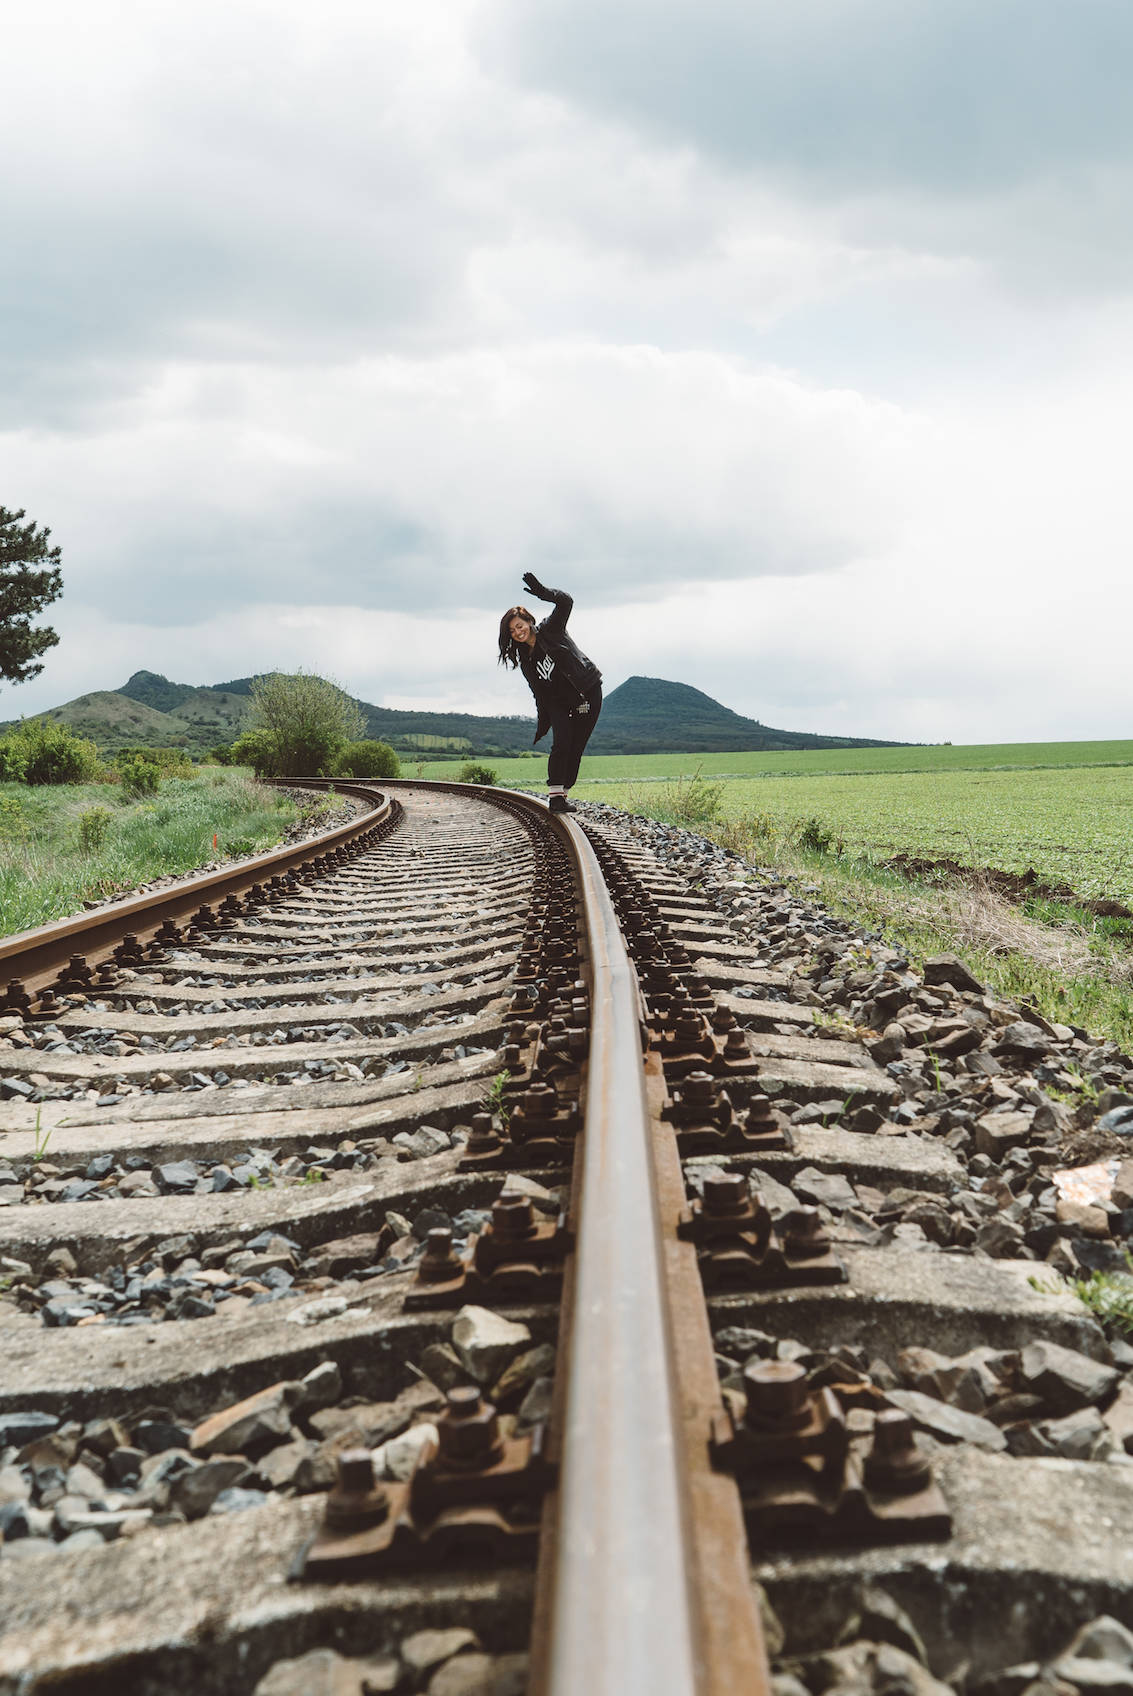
[498,574,602,814]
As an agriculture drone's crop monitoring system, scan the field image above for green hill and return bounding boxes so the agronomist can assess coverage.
[3,670,906,758]
[118,670,198,713]
[590,676,903,755]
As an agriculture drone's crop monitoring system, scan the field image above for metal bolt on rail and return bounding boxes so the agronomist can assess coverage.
[714,1360,952,1548]
[405,1185,571,1309]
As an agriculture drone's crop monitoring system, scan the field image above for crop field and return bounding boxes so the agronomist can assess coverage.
[419,741,1133,906]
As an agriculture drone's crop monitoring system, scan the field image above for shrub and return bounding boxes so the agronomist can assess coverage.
[228,729,276,774]
[457,763,499,785]
[0,740,27,782]
[244,671,366,778]
[334,739,400,779]
[796,817,835,854]
[77,806,112,853]
[113,747,194,779]
[0,719,100,784]
[206,744,234,765]
[119,757,161,799]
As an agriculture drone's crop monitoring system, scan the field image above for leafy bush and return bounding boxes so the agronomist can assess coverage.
[457,763,499,785]
[113,747,194,779]
[245,671,367,778]
[206,744,235,765]
[0,719,99,784]
[0,741,28,782]
[334,739,400,779]
[119,757,161,799]
[228,729,275,773]
[77,806,112,853]
[797,816,835,854]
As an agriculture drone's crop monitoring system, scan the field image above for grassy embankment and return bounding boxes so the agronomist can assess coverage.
[419,740,1133,1049]
[0,768,304,938]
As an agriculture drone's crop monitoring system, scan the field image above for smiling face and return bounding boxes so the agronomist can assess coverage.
[509,613,535,647]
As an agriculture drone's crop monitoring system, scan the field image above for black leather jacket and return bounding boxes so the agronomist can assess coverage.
[519,587,602,744]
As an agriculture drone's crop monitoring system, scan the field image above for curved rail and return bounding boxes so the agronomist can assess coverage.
[0,774,769,1689]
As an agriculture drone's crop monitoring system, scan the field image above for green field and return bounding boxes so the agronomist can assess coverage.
[418,741,1133,906]
[419,738,1133,783]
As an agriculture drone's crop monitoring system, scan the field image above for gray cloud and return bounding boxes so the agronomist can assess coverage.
[488,0,1133,196]
[0,8,493,430]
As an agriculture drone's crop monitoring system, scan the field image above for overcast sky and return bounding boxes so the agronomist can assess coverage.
[4,0,1131,743]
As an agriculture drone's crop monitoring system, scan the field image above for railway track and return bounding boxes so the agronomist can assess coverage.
[2,780,1133,1696]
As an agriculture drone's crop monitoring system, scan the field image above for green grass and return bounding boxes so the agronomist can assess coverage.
[1065,1268,1133,1336]
[0,768,302,938]
[417,734,1133,1052]
[416,737,1133,783]
[416,743,1133,909]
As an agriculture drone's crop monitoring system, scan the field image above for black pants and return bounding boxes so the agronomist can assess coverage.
[547,685,602,788]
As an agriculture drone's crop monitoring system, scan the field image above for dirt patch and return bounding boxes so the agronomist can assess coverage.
[884,854,1133,922]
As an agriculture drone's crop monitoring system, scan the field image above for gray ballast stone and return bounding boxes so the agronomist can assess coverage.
[156,1161,201,1194]
[922,954,986,994]
[1011,1406,1114,1461]
[1050,1661,1133,1695]
[255,1649,402,1696]
[451,1306,532,1385]
[792,1168,858,1212]
[172,1458,253,1520]
[1018,1340,1119,1413]
[402,1629,482,1676]
[0,1411,58,1447]
[190,1381,302,1457]
[883,1389,1007,1450]
[1064,1617,1133,1667]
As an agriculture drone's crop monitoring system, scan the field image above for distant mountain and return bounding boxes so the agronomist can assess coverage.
[4,669,907,758]
[589,676,902,754]
[118,669,198,713]
[23,675,258,755]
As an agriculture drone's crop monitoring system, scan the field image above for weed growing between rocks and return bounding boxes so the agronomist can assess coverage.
[1065,1266,1133,1336]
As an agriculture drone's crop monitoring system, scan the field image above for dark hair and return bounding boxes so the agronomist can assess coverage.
[498,605,536,668]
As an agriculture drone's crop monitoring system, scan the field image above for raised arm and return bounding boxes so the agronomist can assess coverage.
[521,572,572,635]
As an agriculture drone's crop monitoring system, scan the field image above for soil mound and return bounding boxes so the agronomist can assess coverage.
[884,853,1133,922]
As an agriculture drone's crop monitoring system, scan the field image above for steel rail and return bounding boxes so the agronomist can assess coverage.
[540,810,699,1695]
[0,777,396,1003]
[380,781,768,1691]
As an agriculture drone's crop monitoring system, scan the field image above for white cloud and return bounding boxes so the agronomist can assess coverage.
[3,341,920,625]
